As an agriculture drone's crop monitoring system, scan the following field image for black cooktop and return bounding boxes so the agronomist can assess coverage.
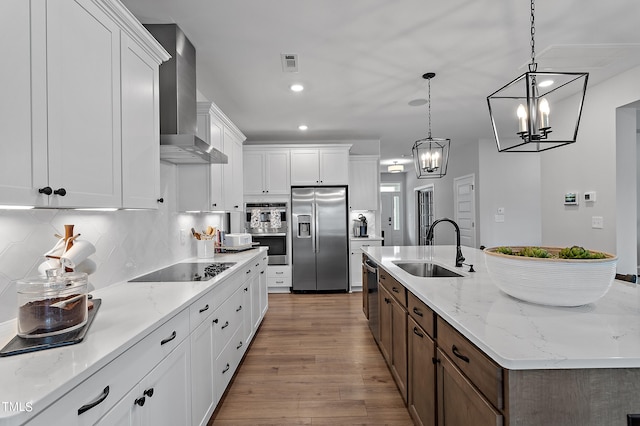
[129,262,236,282]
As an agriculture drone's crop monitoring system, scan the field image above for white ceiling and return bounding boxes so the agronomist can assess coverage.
[121,0,640,166]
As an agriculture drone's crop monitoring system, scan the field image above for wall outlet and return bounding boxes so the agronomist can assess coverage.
[495,214,505,223]
[180,229,187,244]
[592,216,604,229]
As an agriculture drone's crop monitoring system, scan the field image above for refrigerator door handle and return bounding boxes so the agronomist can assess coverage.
[311,199,319,253]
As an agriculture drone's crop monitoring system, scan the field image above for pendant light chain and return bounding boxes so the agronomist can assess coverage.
[529,0,537,72]
[427,77,432,139]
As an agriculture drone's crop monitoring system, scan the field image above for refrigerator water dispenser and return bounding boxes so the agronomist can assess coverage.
[297,215,312,238]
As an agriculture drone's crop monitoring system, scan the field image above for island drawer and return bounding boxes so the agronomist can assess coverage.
[379,268,407,307]
[437,317,503,410]
[408,291,434,337]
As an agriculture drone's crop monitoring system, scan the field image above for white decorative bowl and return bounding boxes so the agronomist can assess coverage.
[484,246,618,307]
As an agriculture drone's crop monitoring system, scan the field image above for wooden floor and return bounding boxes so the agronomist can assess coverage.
[209,292,414,425]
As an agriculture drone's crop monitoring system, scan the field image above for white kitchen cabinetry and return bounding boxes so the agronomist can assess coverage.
[0,0,167,209]
[243,148,291,195]
[350,239,382,291]
[121,33,162,209]
[349,155,380,211]
[267,264,292,293]
[25,308,190,426]
[177,102,246,212]
[290,146,350,186]
[224,128,245,212]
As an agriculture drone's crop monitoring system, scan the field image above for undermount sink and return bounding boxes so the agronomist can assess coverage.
[393,261,463,278]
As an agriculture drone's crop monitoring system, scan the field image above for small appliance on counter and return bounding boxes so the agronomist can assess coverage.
[353,214,368,237]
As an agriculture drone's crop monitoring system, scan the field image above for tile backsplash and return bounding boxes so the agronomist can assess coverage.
[0,164,225,323]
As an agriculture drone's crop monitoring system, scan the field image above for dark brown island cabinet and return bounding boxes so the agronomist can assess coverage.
[366,259,640,426]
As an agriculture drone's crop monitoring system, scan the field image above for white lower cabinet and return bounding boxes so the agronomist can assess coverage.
[350,239,382,291]
[25,252,268,426]
[267,264,292,293]
[97,338,191,426]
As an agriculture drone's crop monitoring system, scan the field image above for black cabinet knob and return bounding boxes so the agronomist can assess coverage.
[53,188,66,196]
[135,396,146,407]
[143,388,154,398]
[157,198,164,203]
[38,186,52,195]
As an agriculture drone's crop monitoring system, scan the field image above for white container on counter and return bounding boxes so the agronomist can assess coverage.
[224,233,252,247]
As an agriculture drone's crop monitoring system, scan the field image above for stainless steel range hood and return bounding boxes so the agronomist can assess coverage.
[145,24,227,164]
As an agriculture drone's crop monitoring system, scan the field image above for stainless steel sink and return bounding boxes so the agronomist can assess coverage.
[393,261,463,278]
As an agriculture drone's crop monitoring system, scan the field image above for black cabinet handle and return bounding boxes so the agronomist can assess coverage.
[199,304,209,313]
[213,318,219,324]
[234,205,239,209]
[54,188,67,196]
[134,396,145,407]
[244,287,248,292]
[380,274,386,280]
[412,307,424,317]
[392,287,400,293]
[432,357,441,365]
[236,341,243,350]
[78,386,110,415]
[143,388,154,398]
[222,363,230,374]
[160,330,176,346]
[38,186,52,195]
[212,203,217,207]
[384,297,391,304]
[413,327,424,338]
[156,198,164,203]
[236,305,242,312]
[261,271,265,274]
[452,345,470,363]
[246,270,251,274]
[221,321,229,329]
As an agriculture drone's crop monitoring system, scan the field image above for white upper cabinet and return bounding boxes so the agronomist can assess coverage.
[0,0,168,209]
[121,33,162,209]
[243,148,290,195]
[349,155,380,211]
[224,128,245,211]
[290,146,350,186]
[177,101,245,212]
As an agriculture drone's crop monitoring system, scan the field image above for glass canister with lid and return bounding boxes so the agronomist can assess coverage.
[16,269,88,338]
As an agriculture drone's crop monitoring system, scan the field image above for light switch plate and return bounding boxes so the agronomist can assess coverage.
[592,216,604,229]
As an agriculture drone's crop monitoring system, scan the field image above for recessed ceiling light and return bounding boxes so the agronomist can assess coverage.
[298,124,308,131]
[290,84,304,92]
[538,79,554,88]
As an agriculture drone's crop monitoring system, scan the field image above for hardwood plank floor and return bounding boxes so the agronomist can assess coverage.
[209,292,414,425]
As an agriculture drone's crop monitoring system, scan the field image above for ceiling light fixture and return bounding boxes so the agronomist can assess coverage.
[412,72,450,179]
[298,124,308,131]
[387,162,404,173]
[487,0,588,152]
[290,84,304,92]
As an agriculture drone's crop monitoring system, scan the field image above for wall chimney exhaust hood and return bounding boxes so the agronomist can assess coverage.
[145,24,227,164]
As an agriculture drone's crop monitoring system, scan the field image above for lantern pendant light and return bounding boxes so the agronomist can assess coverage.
[487,0,588,152]
[412,72,450,179]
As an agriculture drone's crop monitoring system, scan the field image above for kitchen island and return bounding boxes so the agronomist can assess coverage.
[364,245,640,426]
[0,248,268,426]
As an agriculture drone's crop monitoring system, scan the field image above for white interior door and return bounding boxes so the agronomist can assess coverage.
[454,174,476,248]
[381,191,403,245]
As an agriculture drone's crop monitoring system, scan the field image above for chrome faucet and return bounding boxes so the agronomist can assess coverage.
[426,218,465,267]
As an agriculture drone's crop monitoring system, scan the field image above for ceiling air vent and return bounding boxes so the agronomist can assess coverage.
[281,53,298,72]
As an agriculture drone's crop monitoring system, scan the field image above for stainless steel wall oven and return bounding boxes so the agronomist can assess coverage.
[245,202,288,265]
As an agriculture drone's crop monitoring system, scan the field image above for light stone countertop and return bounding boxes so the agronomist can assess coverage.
[0,248,267,426]
[363,245,640,370]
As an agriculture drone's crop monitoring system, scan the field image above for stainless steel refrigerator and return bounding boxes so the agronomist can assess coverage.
[291,187,349,292]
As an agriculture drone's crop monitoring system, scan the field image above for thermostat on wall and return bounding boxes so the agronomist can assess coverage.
[584,191,596,202]
[564,192,579,205]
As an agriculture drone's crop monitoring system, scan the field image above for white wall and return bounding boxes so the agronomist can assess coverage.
[478,139,542,248]
[0,163,228,323]
[540,65,640,273]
